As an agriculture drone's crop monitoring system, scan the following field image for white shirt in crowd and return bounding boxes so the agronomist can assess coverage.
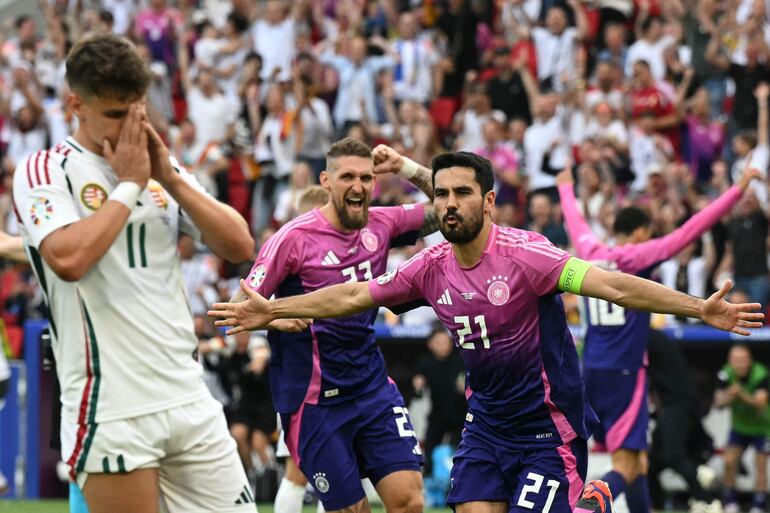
[392,37,438,103]
[523,113,569,191]
[186,87,237,146]
[253,115,297,178]
[732,144,769,211]
[252,17,295,82]
[297,98,334,159]
[532,27,579,90]
[625,35,677,80]
[454,109,506,152]
[629,128,670,192]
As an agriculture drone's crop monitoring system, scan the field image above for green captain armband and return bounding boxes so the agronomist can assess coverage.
[558,257,592,294]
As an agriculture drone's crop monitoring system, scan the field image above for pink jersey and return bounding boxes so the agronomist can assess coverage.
[369,224,593,448]
[558,182,742,370]
[246,205,424,414]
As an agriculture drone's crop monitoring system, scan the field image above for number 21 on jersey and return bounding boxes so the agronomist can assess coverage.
[453,315,490,349]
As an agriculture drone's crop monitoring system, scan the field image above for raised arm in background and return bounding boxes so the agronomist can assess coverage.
[556,164,758,273]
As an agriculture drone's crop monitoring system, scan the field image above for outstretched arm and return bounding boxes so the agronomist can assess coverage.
[578,264,763,335]
[209,280,376,334]
[556,167,608,260]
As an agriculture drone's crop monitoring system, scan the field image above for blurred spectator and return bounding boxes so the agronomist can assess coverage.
[486,47,531,124]
[523,92,569,197]
[392,12,439,104]
[412,327,465,477]
[251,0,303,83]
[172,118,230,199]
[683,87,725,182]
[659,235,714,324]
[706,23,770,131]
[436,0,483,99]
[319,35,395,131]
[475,119,520,207]
[184,68,237,147]
[527,192,568,247]
[626,14,677,80]
[251,85,302,234]
[453,82,505,151]
[293,76,333,179]
[716,188,770,310]
[228,332,277,479]
[715,344,770,513]
[273,162,314,224]
[529,1,587,92]
[682,0,726,118]
[179,233,219,319]
[134,0,183,68]
[596,22,628,70]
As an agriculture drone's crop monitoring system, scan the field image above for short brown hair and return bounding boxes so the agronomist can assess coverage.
[325,137,372,171]
[66,34,152,101]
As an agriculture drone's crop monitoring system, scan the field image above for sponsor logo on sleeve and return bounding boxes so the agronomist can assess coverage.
[376,269,397,285]
[248,264,267,289]
[30,197,53,225]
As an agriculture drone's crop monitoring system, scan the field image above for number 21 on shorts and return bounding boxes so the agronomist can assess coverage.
[517,472,560,513]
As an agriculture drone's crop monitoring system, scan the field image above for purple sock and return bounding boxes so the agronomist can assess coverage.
[626,476,651,513]
[724,488,738,505]
[601,470,627,500]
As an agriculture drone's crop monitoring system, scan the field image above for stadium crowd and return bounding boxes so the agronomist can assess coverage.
[1,0,770,511]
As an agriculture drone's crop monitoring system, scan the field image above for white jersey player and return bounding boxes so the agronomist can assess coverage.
[13,34,256,513]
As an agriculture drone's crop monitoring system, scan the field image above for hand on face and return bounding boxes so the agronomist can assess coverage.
[103,103,151,189]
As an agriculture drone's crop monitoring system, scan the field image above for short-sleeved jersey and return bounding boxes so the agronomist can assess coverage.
[245,205,424,414]
[559,182,743,371]
[13,137,210,424]
[369,224,594,449]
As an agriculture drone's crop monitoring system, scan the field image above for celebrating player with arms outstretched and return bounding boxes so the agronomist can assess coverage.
[212,151,763,513]
[556,164,759,513]
[13,34,255,513]
[237,138,439,513]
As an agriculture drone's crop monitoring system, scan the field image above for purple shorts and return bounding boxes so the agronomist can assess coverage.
[584,367,649,453]
[728,431,770,453]
[280,381,422,510]
[446,427,587,513]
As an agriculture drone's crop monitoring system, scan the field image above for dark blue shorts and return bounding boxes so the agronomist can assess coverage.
[446,427,588,513]
[728,431,770,453]
[584,367,648,453]
[280,381,422,510]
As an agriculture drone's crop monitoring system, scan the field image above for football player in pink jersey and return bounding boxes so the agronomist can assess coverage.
[212,151,763,513]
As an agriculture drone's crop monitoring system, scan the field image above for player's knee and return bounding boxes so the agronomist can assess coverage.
[393,489,423,513]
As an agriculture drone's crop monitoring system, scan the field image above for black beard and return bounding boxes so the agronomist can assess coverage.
[334,196,369,230]
[440,208,484,244]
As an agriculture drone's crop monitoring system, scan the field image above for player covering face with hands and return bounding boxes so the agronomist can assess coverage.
[14,34,255,513]
[211,150,763,513]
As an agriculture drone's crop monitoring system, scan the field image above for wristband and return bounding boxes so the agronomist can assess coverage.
[399,158,420,180]
[109,182,142,209]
